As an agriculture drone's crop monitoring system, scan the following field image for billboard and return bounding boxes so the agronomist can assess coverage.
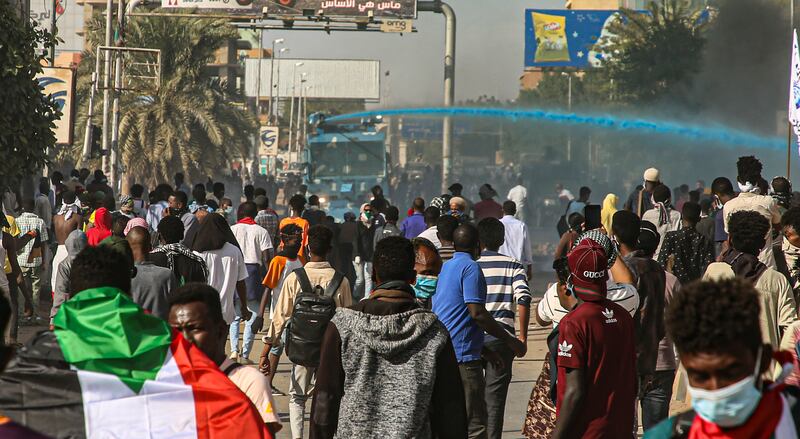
[259,126,280,156]
[524,9,628,68]
[161,0,266,14]
[37,67,76,145]
[244,58,380,101]
[265,0,417,19]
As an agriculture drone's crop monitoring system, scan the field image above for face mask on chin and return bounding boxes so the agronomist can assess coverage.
[688,347,764,428]
[413,274,438,299]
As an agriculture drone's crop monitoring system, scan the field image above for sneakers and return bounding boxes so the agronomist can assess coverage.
[270,385,285,396]
[229,351,239,361]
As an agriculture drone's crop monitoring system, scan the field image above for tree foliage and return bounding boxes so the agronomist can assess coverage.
[0,0,60,190]
[68,13,257,185]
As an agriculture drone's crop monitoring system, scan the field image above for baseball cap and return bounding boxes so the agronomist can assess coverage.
[567,238,609,301]
[643,167,660,183]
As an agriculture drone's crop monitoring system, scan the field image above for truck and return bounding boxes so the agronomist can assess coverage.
[303,113,388,221]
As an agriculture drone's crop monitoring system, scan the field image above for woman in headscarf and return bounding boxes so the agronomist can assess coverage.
[50,230,87,323]
[191,213,249,326]
[86,207,112,246]
[601,193,619,233]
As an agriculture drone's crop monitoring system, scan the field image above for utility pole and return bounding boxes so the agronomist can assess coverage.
[562,71,572,162]
[268,38,284,124]
[418,1,455,193]
[49,0,57,65]
[101,0,114,176]
[110,0,125,191]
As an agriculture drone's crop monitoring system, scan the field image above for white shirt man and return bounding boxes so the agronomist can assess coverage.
[195,242,248,324]
[507,184,528,222]
[230,221,273,266]
[499,214,533,269]
[417,226,442,249]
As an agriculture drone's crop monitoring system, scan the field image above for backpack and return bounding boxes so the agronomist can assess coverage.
[285,268,345,368]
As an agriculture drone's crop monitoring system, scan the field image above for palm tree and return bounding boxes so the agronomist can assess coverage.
[68,13,256,185]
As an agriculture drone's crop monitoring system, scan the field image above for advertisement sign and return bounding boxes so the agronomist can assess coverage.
[525,9,638,68]
[259,126,280,156]
[37,67,76,145]
[161,0,267,14]
[244,59,381,101]
[265,0,417,19]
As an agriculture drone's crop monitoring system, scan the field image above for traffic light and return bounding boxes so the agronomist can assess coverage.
[90,125,102,158]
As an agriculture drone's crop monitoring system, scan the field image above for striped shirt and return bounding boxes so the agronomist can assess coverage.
[537,280,639,328]
[439,245,456,262]
[477,251,532,341]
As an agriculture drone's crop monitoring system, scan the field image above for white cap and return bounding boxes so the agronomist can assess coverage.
[643,167,660,183]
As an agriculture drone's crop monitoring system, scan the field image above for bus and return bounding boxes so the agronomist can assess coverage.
[303,113,388,220]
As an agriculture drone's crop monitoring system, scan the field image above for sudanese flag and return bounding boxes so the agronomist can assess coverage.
[0,287,272,439]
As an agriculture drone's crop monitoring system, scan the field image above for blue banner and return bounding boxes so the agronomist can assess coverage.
[524,9,623,68]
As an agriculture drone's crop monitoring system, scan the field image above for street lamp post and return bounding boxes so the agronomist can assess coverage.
[295,73,307,155]
[268,38,284,124]
[562,71,572,162]
[274,47,289,123]
[288,62,304,163]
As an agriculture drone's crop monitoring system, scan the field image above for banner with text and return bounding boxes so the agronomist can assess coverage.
[266,0,417,19]
[161,0,267,14]
[525,9,624,68]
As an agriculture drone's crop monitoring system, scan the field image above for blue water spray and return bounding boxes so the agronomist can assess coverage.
[326,107,786,151]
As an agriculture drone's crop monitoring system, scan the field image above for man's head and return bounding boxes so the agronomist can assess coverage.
[502,200,517,216]
[279,223,303,254]
[643,167,661,192]
[728,211,769,256]
[477,217,504,252]
[566,238,608,302]
[239,201,257,220]
[612,210,641,249]
[782,207,800,248]
[436,214,459,244]
[448,182,463,196]
[168,283,227,366]
[412,197,425,212]
[21,198,35,213]
[666,278,769,393]
[452,223,480,257]
[699,198,712,216]
[192,184,206,203]
[682,201,701,226]
[478,184,497,201]
[423,206,440,227]
[51,170,63,185]
[212,182,225,199]
[372,236,416,285]
[170,191,188,210]
[93,169,106,183]
[254,195,269,211]
[126,226,152,262]
[79,168,91,181]
[119,195,134,214]
[772,176,792,194]
[696,179,705,190]
[412,237,442,276]
[38,178,49,197]
[158,215,185,245]
[308,195,320,207]
[112,216,130,238]
[578,186,591,202]
[652,184,671,204]
[244,184,254,201]
[62,190,76,205]
[308,224,333,257]
[449,196,466,213]
[637,221,661,258]
[385,205,399,223]
[736,155,763,186]
[289,194,307,214]
[711,177,735,201]
[130,184,144,198]
[69,245,133,296]
[219,198,232,211]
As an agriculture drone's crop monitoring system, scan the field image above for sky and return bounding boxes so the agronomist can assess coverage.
[262,0,565,107]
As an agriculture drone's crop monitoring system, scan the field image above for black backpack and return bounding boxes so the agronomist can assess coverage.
[285,268,344,368]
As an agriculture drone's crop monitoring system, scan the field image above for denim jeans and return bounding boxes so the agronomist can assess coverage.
[230,298,260,359]
[483,341,515,439]
[352,260,373,301]
[459,360,489,439]
[640,370,676,431]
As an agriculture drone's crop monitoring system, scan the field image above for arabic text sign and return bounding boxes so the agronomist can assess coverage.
[161,0,266,13]
[524,9,622,68]
[260,126,280,156]
[266,0,417,19]
[37,67,75,145]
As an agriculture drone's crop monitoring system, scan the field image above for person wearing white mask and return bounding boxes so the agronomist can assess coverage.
[646,278,799,438]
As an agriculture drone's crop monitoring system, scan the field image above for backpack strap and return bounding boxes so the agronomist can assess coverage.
[293,268,313,293]
[221,361,243,375]
[324,271,345,299]
[670,410,696,438]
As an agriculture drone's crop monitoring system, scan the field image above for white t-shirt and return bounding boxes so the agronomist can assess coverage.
[195,242,248,324]
[537,280,639,328]
[417,226,442,249]
[231,222,273,265]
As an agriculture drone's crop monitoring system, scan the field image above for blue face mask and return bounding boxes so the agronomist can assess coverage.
[688,348,763,428]
[413,274,438,299]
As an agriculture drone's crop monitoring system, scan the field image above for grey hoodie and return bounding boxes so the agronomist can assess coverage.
[329,307,450,439]
[50,230,87,322]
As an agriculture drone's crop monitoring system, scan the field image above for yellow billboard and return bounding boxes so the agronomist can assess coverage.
[532,12,570,63]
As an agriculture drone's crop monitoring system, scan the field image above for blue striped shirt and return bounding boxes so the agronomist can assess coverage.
[477,250,532,341]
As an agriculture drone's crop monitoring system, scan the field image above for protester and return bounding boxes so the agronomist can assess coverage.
[146,184,171,232]
[417,206,442,248]
[254,195,280,248]
[111,215,129,238]
[722,156,781,268]
[168,190,196,236]
[771,176,793,215]
[302,195,326,227]
[373,205,401,248]
[449,196,471,224]
[49,230,87,325]
[151,215,208,284]
[352,203,377,299]
[191,213,252,327]
[551,239,637,439]
[411,237,442,308]
[400,197,427,239]
[474,184,503,221]
[310,236,467,438]
[507,176,528,222]
[168,283,282,434]
[646,278,800,437]
[711,176,736,256]
[280,194,310,260]
[51,190,83,294]
[657,201,714,284]
[601,193,618,232]
[696,198,716,246]
[432,223,526,439]
[15,199,48,323]
[625,167,660,218]
[263,225,352,439]
[435,214,459,262]
[217,198,235,224]
[125,226,177,320]
[230,201,273,363]
[497,200,533,278]
[704,210,798,378]
[448,183,473,217]
[565,186,591,218]
[476,218,532,439]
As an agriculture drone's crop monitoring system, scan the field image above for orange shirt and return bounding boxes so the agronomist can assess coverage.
[278,216,309,258]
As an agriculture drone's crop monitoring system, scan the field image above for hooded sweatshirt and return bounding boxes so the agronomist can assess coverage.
[50,230,88,323]
[310,288,466,439]
[86,208,112,246]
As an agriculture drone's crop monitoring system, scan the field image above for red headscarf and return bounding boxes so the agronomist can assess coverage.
[87,207,112,246]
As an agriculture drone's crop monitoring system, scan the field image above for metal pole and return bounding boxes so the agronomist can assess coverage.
[110,0,125,191]
[82,47,103,162]
[101,0,113,175]
[268,40,275,123]
[288,65,296,162]
[567,74,572,162]
[256,29,264,116]
[49,0,57,65]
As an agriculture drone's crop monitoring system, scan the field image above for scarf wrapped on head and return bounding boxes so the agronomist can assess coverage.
[57,200,82,220]
[738,181,761,194]
[151,243,209,282]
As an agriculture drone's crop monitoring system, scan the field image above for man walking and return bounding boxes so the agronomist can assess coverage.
[499,201,533,278]
[400,197,427,239]
[657,201,714,284]
[15,199,48,324]
[476,218,531,439]
[51,191,82,297]
[625,167,661,218]
[125,227,177,320]
[507,176,528,222]
[432,224,526,439]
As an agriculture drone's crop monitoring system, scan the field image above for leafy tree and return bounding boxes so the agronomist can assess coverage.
[68,13,257,185]
[0,0,60,190]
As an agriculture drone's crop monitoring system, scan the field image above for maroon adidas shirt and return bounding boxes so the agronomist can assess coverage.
[556,300,637,438]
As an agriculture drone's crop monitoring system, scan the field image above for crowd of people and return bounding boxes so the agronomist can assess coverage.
[0,154,800,438]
